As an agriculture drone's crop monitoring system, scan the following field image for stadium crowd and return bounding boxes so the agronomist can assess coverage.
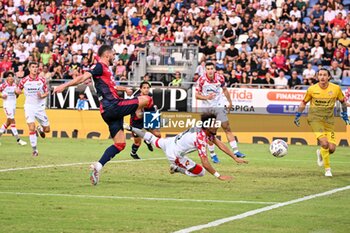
[0,0,349,89]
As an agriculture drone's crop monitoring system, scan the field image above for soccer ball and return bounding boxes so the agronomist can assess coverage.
[270,139,288,158]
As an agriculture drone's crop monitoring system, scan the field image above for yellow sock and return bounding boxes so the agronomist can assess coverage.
[320,147,330,169]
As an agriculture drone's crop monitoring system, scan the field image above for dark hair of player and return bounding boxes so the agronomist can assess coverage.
[317,67,331,77]
[98,44,113,57]
[205,62,215,68]
[140,81,151,89]
[28,61,38,67]
[4,71,14,78]
[200,112,217,129]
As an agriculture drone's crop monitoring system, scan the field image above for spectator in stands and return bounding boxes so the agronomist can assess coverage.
[338,32,350,48]
[288,70,301,89]
[324,6,336,24]
[323,42,336,66]
[119,48,130,65]
[343,54,350,78]
[329,61,342,85]
[143,74,151,82]
[310,4,324,26]
[0,55,12,75]
[265,30,278,48]
[115,60,127,81]
[293,51,308,74]
[309,40,324,65]
[193,73,200,82]
[263,73,275,89]
[222,22,236,44]
[171,71,182,87]
[146,43,160,66]
[16,65,25,79]
[302,63,317,85]
[278,31,292,56]
[274,71,288,89]
[225,43,239,63]
[195,61,206,77]
[76,93,89,111]
[250,71,261,87]
[329,12,346,30]
[40,46,51,65]
[203,40,216,61]
[216,40,227,63]
[272,50,286,71]
[39,65,52,81]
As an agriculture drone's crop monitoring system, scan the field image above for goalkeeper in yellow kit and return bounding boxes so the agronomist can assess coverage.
[294,68,350,177]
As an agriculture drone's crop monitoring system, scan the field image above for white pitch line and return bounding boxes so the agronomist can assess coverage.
[0,191,278,205]
[174,185,350,233]
[0,157,166,173]
[252,158,350,164]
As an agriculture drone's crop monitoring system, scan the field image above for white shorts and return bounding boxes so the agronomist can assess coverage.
[157,138,196,170]
[204,107,228,123]
[3,107,15,119]
[24,107,50,126]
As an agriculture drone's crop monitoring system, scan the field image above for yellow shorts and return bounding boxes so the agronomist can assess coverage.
[308,121,336,144]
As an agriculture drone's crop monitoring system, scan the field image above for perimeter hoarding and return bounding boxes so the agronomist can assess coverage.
[0,109,349,146]
[192,87,350,115]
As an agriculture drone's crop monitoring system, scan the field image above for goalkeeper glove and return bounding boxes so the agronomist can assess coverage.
[341,112,350,125]
[294,112,301,127]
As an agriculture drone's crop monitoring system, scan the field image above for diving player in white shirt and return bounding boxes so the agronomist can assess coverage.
[124,113,248,180]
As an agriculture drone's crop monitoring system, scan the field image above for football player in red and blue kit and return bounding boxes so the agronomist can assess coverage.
[54,45,154,185]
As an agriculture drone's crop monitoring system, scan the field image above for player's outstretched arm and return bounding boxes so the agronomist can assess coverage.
[212,137,248,164]
[199,156,232,181]
[54,72,92,93]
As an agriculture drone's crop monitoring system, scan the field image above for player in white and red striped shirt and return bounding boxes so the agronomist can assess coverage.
[124,113,248,180]
[0,72,27,146]
[16,62,50,156]
[195,62,246,163]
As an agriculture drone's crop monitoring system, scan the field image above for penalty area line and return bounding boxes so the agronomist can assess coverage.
[173,185,350,233]
[0,191,278,205]
[0,157,166,173]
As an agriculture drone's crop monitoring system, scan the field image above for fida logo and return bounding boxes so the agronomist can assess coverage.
[143,111,161,129]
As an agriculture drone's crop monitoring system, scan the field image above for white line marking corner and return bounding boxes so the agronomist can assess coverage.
[174,185,350,233]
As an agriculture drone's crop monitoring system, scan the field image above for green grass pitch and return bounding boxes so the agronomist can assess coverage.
[0,137,349,233]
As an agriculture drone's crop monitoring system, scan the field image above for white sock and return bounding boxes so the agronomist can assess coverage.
[0,124,7,135]
[29,132,37,151]
[95,162,103,171]
[10,124,19,140]
[208,144,216,157]
[230,140,239,153]
[144,132,158,146]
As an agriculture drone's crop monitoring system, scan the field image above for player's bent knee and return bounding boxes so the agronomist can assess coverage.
[319,138,329,149]
[114,142,126,151]
[144,95,153,109]
[329,145,336,154]
[189,164,205,177]
[134,140,141,146]
[320,142,329,149]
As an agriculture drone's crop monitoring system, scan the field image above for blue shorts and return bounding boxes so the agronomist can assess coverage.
[102,98,139,138]
[130,116,143,137]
